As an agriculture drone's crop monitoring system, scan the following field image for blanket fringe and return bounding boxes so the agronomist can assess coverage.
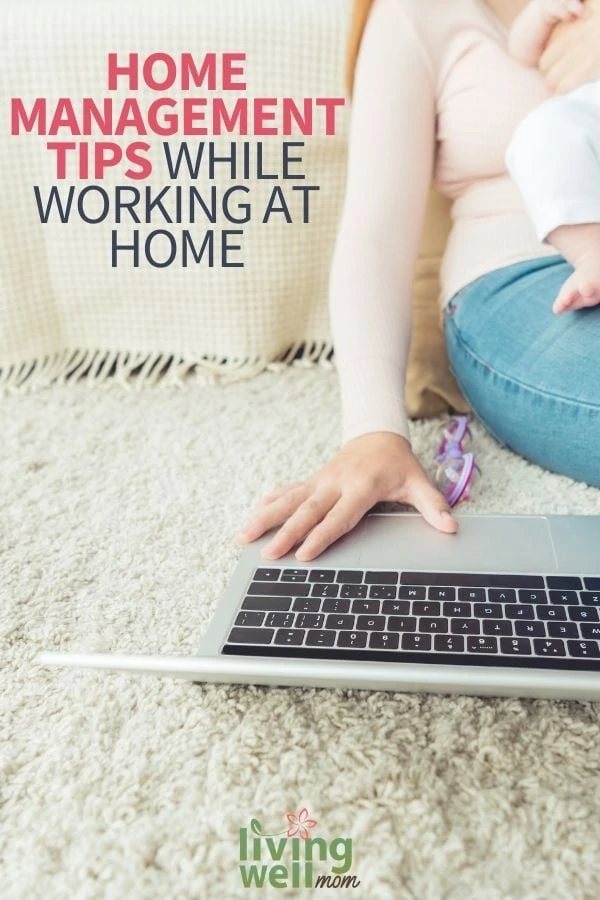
[0,341,335,396]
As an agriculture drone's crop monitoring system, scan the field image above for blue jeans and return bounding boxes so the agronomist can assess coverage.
[443,255,600,488]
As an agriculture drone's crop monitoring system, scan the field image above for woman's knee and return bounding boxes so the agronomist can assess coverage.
[444,305,600,488]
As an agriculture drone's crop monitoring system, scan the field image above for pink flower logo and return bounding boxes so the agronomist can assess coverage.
[285,808,318,841]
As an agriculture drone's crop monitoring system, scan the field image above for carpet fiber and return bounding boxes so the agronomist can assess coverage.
[2,366,600,899]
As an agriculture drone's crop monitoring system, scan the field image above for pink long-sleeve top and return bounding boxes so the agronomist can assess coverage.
[329,0,557,445]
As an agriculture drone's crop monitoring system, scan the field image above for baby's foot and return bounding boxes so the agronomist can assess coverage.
[553,254,600,314]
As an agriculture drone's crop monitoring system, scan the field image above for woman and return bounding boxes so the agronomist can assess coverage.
[239,0,600,561]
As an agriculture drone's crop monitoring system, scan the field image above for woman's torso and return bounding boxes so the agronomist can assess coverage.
[405,0,558,302]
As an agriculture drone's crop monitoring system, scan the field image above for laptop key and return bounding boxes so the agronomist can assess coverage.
[483,620,513,636]
[341,584,368,599]
[505,604,535,620]
[444,602,471,617]
[491,575,545,589]
[519,591,548,604]
[305,629,336,646]
[547,622,579,639]
[322,598,351,614]
[235,611,265,628]
[388,616,417,632]
[515,621,546,637]
[534,639,566,657]
[536,605,567,621]
[243,597,292,612]
[413,601,441,616]
[247,582,310,597]
[580,623,600,639]
[519,589,547,604]
[568,606,599,622]
[474,603,503,619]
[356,615,386,631]
[451,618,480,634]
[459,588,486,603]
[308,570,336,583]
[382,600,411,616]
[398,586,426,600]
[274,629,305,645]
[581,592,600,607]
[467,636,498,653]
[488,589,517,603]
[500,638,532,655]
[365,571,398,585]
[293,598,322,613]
[254,568,281,581]
[265,612,294,628]
[295,613,324,629]
[369,632,400,649]
[352,599,380,614]
[369,585,396,600]
[402,633,432,650]
[428,587,456,602]
[547,576,582,590]
[583,578,600,590]
[311,584,339,598]
[335,570,363,584]
[281,569,308,582]
[568,640,600,658]
[419,617,449,633]
[228,627,274,644]
[337,631,368,648]
[549,591,579,605]
[434,634,465,652]
[326,614,355,630]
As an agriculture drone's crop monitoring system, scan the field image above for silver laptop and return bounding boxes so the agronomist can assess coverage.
[39,512,600,701]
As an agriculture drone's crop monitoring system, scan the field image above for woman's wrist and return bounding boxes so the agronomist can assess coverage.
[342,430,412,452]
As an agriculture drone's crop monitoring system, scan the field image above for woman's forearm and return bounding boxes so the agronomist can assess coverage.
[330,0,435,446]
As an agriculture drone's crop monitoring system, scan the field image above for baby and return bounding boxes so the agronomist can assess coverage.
[506,0,600,313]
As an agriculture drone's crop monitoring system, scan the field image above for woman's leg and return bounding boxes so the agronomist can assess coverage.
[444,255,600,488]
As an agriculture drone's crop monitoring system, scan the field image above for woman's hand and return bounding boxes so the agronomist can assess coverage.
[540,0,600,93]
[237,432,459,561]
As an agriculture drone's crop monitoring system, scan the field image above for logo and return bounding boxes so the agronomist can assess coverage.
[238,808,361,889]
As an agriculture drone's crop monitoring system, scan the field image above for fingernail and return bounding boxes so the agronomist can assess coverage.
[441,510,453,520]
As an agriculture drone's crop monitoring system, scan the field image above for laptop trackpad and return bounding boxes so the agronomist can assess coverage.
[350,513,558,574]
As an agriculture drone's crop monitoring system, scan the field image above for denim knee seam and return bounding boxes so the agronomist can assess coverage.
[447,313,600,414]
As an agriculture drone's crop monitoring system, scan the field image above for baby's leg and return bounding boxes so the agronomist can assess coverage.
[506,87,600,314]
[548,223,600,313]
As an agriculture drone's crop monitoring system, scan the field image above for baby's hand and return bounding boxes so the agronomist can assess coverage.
[537,0,587,25]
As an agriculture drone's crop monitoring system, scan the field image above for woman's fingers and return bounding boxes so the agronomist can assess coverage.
[261,489,341,559]
[406,472,459,535]
[295,492,374,562]
[237,483,311,543]
[255,481,305,510]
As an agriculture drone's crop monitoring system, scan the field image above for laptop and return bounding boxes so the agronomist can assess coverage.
[38,512,600,701]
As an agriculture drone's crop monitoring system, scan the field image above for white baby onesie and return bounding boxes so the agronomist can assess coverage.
[506,79,600,242]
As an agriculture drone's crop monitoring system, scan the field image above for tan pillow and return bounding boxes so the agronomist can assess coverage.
[407,187,469,418]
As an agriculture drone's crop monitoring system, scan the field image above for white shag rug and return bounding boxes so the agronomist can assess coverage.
[2,366,600,900]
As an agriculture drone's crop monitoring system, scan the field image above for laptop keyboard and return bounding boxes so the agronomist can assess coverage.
[221,567,600,671]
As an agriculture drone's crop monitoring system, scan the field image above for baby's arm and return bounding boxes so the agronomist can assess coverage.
[508,0,586,68]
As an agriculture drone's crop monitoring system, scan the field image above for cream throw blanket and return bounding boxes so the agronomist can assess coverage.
[0,0,349,389]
